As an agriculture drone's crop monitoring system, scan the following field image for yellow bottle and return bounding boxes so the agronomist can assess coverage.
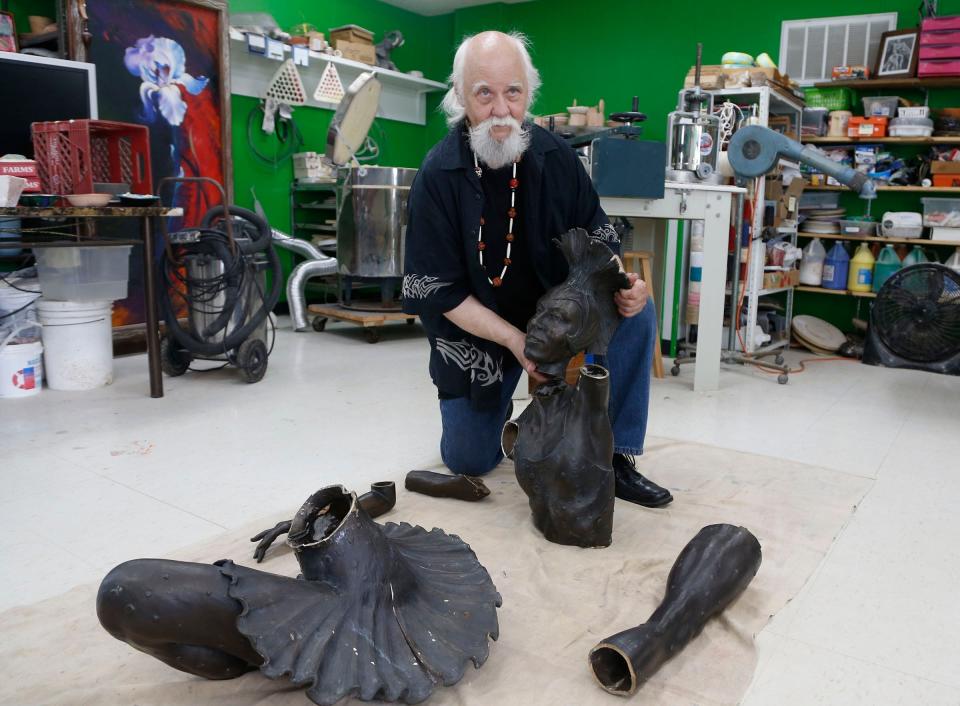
[847,242,875,292]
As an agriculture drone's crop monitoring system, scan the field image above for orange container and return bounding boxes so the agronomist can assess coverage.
[847,116,888,138]
[933,173,960,187]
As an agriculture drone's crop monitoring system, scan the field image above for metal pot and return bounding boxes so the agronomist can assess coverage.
[336,165,417,278]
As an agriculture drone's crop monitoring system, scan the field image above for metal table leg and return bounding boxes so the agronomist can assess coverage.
[142,216,163,398]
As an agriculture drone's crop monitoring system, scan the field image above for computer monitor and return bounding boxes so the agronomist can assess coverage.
[0,53,98,158]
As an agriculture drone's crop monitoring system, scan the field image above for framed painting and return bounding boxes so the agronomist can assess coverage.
[63,0,231,326]
[874,29,920,78]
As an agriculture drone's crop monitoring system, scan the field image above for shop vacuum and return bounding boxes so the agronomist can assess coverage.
[158,179,281,383]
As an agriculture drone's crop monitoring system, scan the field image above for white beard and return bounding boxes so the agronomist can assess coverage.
[468,116,530,169]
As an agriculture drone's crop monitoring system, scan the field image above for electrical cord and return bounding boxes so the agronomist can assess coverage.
[247,101,305,168]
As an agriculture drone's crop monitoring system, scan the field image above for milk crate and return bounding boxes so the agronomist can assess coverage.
[31,119,152,195]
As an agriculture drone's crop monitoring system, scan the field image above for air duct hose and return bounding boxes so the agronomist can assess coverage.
[270,229,339,332]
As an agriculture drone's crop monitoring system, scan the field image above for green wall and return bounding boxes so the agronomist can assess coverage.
[227,0,453,292]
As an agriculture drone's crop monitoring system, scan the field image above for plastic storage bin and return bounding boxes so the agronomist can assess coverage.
[848,116,887,137]
[802,108,829,136]
[898,106,931,119]
[921,197,960,227]
[33,245,132,301]
[862,96,900,117]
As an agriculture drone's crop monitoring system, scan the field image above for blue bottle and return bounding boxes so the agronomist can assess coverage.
[821,241,850,290]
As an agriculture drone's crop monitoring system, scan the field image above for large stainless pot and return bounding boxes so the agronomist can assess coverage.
[336,165,417,278]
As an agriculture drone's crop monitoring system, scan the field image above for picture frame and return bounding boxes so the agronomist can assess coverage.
[61,0,232,328]
[0,11,19,53]
[874,28,920,78]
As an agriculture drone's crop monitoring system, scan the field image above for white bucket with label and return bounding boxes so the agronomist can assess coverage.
[0,339,43,398]
[36,299,113,390]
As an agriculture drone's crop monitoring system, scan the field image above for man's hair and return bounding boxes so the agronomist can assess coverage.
[440,31,542,128]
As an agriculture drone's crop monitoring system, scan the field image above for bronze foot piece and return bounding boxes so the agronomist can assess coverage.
[405,470,491,501]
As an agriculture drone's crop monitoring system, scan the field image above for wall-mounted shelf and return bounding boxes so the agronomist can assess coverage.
[228,29,447,125]
[806,185,960,193]
[803,136,960,145]
[813,77,960,90]
[797,232,960,246]
[797,285,877,298]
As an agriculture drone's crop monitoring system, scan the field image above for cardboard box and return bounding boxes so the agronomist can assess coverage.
[335,39,376,65]
[931,160,960,174]
[329,24,374,45]
[763,269,800,290]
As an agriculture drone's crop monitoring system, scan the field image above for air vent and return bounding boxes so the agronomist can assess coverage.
[780,13,897,85]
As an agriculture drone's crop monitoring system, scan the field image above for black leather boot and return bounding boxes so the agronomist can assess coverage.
[612,453,673,508]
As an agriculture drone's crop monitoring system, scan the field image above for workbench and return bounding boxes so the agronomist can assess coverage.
[601,181,745,392]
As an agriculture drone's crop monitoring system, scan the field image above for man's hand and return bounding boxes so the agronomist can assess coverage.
[506,329,549,384]
[615,272,648,318]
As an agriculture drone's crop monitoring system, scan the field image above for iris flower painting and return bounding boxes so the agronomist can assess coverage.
[124,36,209,127]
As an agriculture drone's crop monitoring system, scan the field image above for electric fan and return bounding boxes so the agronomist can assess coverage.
[863,263,960,375]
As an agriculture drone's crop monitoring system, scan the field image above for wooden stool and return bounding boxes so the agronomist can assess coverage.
[623,250,665,379]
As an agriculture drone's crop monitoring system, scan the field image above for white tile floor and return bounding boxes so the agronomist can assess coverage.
[1,317,958,705]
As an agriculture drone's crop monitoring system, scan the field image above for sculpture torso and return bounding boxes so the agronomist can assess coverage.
[505,365,615,547]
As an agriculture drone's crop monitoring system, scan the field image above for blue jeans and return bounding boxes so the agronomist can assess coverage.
[439,302,656,476]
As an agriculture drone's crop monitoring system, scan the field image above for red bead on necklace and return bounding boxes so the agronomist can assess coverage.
[475,152,518,288]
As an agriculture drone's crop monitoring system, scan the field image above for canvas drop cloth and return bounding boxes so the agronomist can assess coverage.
[0,438,870,706]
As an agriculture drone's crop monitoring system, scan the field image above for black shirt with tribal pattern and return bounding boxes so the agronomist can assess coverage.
[402,121,620,410]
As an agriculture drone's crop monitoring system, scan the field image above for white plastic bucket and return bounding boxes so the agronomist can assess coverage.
[0,340,43,398]
[36,299,113,390]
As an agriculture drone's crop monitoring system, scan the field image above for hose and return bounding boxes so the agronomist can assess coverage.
[271,228,339,332]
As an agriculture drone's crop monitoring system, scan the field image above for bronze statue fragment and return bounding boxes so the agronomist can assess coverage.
[96,485,501,705]
[251,480,397,562]
[588,524,762,696]
[503,364,615,547]
[523,228,629,378]
[405,470,491,501]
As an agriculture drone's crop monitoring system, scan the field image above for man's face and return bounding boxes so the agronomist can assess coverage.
[524,294,589,364]
[462,42,528,141]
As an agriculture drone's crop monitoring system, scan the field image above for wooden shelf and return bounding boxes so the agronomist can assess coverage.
[805,185,960,193]
[813,77,960,90]
[797,285,877,298]
[797,232,960,246]
[803,136,960,145]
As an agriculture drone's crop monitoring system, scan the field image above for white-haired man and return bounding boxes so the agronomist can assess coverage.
[402,31,671,508]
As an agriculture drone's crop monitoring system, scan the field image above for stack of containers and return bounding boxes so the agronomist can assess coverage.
[919,15,960,77]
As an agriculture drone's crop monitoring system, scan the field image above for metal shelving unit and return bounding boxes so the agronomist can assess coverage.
[290,180,337,249]
[711,86,803,360]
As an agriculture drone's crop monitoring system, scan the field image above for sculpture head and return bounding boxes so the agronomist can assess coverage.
[524,229,629,370]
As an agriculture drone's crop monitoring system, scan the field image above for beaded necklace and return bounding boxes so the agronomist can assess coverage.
[474,151,518,288]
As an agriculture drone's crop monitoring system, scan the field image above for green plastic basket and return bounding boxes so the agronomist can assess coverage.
[804,86,854,110]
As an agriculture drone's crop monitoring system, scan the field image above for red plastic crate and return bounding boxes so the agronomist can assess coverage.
[31,119,152,195]
[921,29,960,45]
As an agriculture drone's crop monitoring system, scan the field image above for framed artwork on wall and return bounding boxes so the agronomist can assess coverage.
[874,29,920,78]
[62,0,232,326]
[0,11,18,52]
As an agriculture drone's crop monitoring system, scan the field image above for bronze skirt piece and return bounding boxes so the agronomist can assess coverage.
[97,486,501,705]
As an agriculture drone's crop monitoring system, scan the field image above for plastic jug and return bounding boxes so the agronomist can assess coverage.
[822,241,850,290]
[872,244,902,292]
[799,238,827,286]
[946,247,960,275]
[902,245,929,267]
[848,242,875,292]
